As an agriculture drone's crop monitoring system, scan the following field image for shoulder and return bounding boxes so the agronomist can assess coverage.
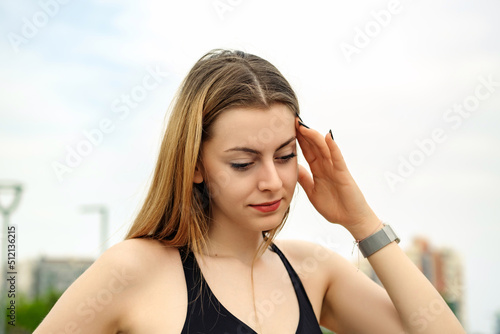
[35,238,184,333]
[273,239,342,266]
[95,238,184,293]
[102,238,181,270]
[273,239,353,283]
[271,239,354,321]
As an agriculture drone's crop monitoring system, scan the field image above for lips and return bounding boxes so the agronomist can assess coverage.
[249,199,282,213]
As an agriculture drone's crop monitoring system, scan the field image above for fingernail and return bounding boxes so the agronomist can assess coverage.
[298,121,310,129]
[295,112,304,122]
[329,129,334,140]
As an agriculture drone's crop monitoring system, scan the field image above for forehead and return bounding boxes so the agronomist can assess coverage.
[207,104,295,150]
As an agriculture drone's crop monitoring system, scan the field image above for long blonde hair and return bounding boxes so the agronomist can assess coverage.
[126,49,300,256]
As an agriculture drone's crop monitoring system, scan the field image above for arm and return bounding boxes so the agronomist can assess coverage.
[34,240,140,333]
[295,118,465,333]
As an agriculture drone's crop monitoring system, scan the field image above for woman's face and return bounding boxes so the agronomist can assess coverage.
[196,104,298,233]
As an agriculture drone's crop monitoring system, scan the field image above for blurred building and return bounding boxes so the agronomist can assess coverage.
[18,257,94,299]
[358,237,465,324]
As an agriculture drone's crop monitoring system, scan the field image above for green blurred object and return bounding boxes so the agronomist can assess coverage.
[321,326,336,333]
[6,289,61,332]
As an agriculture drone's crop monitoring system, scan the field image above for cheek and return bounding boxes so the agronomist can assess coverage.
[204,169,232,199]
[206,169,251,202]
[281,162,299,189]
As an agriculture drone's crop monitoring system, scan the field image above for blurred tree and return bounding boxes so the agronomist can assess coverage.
[6,290,61,333]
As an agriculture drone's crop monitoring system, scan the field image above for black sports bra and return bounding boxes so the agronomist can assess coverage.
[180,243,323,333]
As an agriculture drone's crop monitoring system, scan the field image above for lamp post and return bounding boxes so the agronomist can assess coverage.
[0,182,23,332]
[80,205,109,255]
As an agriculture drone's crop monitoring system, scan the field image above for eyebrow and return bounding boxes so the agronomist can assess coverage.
[224,136,296,156]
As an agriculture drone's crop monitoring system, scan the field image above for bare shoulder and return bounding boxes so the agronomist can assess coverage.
[35,238,183,333]
[273,239,355,282]
[273,238,343,265]
[83,238,181,288]
[272,239,353,320]
[91,238,185,302]
[103,238,181,271]
[273,238,323,254]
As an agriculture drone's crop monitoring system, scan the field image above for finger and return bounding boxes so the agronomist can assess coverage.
[297,164,315,198]
[296,123,317,163]
[297,122,333,161]
[296,118,320,164]
[296,119,332,164]
[324,132,348,171]
[297,129,335,182]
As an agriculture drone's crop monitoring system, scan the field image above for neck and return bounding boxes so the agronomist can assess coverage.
[203,219,267,265]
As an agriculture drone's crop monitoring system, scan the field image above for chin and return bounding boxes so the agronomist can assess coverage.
[254,213,287,233]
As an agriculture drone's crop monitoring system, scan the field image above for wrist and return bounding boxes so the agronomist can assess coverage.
[358,224,400,258]
[347,215,383,241]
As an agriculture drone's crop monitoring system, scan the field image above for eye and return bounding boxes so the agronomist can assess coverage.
[230,153,296,171]
[276,152,296,163]
[230,162,253,171]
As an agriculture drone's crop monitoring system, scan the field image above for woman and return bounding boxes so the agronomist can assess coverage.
[35,49,465,333]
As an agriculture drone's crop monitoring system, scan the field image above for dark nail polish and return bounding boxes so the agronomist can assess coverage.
[298,121,310,129]
[295,112,304,123]
[329,129,334,140]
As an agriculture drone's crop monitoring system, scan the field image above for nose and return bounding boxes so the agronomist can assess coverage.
[257,160,283,192]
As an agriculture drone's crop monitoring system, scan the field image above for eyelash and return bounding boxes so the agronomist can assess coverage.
[230,153,297,171]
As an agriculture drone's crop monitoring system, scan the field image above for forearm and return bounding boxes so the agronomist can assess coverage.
[367,240,465,333]
[294,124,465,332]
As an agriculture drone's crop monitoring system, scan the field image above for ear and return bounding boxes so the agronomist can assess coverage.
[193,162,204,184]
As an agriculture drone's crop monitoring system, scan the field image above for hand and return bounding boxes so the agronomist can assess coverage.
[295,117,381,239]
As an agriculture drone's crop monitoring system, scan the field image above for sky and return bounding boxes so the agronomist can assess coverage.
[1,0,499,332]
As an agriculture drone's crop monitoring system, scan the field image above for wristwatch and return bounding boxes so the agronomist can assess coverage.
[358,225,400,258]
